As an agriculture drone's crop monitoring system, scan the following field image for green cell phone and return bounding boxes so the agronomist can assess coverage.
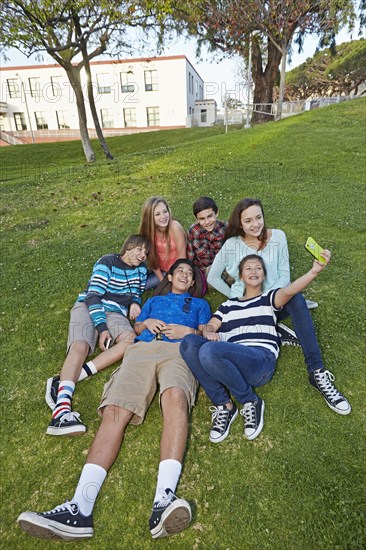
[305,237,327,264]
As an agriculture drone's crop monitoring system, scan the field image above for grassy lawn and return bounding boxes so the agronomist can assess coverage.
[1,99,365,549]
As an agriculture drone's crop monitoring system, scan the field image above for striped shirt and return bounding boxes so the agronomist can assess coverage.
[77,254,147,334]
[213,290,281,358]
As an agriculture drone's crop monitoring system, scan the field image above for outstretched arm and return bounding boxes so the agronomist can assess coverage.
[274,250,331,309]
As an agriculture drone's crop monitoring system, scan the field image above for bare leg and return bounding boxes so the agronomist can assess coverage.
[92,330,135,373]
[160,388,189,462]
[86,405,133,471]
[60,341,89,383]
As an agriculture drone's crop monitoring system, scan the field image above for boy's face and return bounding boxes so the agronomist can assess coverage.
[122,245,148,267]
[195,208,218,232]
[168,263,195,294]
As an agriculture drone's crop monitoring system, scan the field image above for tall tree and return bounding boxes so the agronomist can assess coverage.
[283,39,366,100]
[181,0,362,122]
[0,1,173,161]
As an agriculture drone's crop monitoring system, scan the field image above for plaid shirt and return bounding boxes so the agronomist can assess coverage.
[187,220,227,272]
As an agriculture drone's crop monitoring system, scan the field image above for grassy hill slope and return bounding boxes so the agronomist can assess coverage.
[1,98,365,549]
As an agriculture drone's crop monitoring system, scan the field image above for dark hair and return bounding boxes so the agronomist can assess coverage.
[224,198,267,250]
[238,254,267,278]
[119,234,151,256]
[193,196,218,217]
[153,258,206,298]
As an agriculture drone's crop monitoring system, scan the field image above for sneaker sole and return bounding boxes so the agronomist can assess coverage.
[18,512,93,540]
[209,408,238,443]
[150,499,191,539]
[244,400,265,441]
[46,425,86,436]
[45,377,58,410]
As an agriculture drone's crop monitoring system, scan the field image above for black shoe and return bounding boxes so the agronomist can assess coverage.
[45,375,60,410]
[209,403,238,443]
[46,411,86,436]
[277,323,301,347]
[240,397,265,440]
[17,501,93,540]
[309,369,351,415]
[149,489,191,539]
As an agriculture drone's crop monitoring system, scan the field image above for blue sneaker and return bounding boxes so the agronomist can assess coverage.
[149,489,191,539]
[17,501,93,540]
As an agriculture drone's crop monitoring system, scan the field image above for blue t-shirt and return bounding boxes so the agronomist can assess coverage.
[136,292,211,343]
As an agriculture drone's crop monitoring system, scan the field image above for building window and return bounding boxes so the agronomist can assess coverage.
[56,111,70,129]
[34,112,48,129]
[29,77,40,98]
[188,72,191,94]
[7,79,20,98]
[146,106,160,127]
[51,76,63,97]
[100,109,114,128]
[144,70,158,92]
[14,112,27,130]
[96,73,112,94]
[120,71,135,93]
[123,108,136,127]
[200,109,207,123]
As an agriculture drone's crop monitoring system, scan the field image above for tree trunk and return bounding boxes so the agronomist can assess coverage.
[251,38,282,123]
[83,56,114,160]
[63,64,96,162]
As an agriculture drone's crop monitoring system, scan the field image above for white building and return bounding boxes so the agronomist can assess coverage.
[0,55,216,144]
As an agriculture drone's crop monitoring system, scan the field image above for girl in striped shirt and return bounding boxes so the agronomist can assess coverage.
[180,248,349,443]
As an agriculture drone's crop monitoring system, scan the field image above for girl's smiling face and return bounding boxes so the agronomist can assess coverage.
[240,205,264,238]
[240,258,265,287]
[154,201,170,231]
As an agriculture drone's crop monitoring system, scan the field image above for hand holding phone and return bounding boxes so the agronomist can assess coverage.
[105,338,112,350]
[305,237,327,264]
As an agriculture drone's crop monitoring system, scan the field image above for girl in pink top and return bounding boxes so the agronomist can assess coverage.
[139,196,186,290]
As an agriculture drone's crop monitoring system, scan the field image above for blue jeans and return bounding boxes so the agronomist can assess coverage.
[180,334,276,405]
[145,271,167,291]
[278,293,323,373]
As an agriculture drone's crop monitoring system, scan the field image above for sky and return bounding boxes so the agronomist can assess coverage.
[1,26,363,107]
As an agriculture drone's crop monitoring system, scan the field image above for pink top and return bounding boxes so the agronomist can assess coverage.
[155,221,179,272]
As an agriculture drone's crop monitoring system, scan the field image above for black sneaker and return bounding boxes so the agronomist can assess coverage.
[149,489,191,539]
[277,323,301,348]
[240,397,265,440]
[209,403,238,443]
[309,369,351,415]
[17,501,93,540]
[46,411,86,436]
[45,375,60,410]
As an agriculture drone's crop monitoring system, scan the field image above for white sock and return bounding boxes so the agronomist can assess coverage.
[78,361,98,382]
[153,459,182,503]
[72,463,107,516]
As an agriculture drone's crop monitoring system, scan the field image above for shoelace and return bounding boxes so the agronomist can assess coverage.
[154,491,174,509]
[240,402,255,427]
[59,411,81,424]
[44,501,78,516]
[209,406,229,431]
[315,370,343,400]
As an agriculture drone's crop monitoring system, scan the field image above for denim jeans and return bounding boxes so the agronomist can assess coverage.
[145,271,167,291]
[278,293,323,373]
[180,334,276,405]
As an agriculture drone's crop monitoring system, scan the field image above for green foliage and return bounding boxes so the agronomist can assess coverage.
[285,39,366,99]
[1,99,365,548]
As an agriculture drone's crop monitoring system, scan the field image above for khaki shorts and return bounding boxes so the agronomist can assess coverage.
[67,301,133,355]
[98,340,198,425]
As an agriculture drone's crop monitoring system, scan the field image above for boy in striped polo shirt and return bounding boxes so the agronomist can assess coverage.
[45,234,150,437]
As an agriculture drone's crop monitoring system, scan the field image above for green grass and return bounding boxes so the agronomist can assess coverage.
[1,99,365,549]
